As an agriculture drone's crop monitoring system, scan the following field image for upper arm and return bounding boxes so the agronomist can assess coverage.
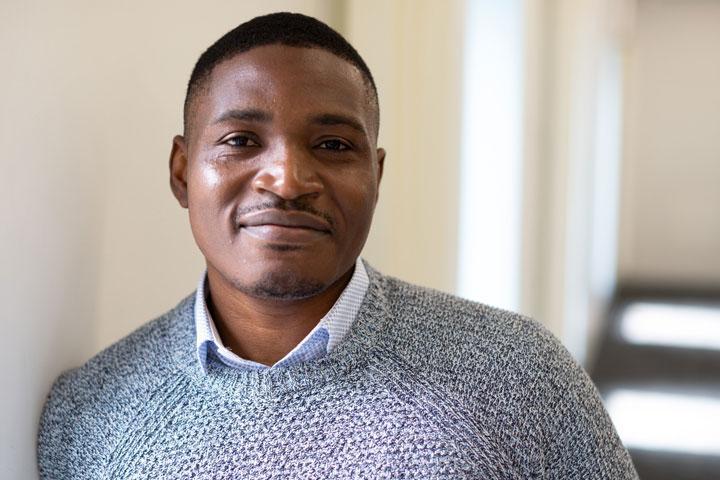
[37,371,110,480]
[536,338,638,479]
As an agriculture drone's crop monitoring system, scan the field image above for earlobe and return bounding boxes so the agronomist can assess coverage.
[375,147,386,202]
[376,147,386,183]
[169,135,190,208]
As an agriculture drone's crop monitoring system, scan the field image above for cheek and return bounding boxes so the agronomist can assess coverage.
[187,167,222,219]
[200,162,222,188]
[187,160,247,213]
[336,177,378,232]
[186,163,240,249]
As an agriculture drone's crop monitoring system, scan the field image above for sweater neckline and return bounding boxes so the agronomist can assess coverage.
[171,262,391,401]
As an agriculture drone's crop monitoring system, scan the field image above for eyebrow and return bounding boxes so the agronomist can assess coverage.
[211,109,366,135]
[212,108,273,125]
[310,114,366,135]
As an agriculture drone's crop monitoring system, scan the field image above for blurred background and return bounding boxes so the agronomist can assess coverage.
[2,0,718,478]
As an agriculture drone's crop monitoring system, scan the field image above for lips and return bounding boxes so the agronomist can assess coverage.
[236,209,332,243]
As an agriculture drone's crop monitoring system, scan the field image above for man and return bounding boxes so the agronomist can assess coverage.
[38,12,638,479]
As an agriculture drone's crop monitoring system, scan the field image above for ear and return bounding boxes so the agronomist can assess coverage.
[169,135,189,208]
[375,147,386,202]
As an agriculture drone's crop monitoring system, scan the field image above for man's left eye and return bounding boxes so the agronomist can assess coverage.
[318,139,350,151]
[225,135,260,147]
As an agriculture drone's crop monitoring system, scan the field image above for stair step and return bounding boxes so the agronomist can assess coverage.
[628,449,720,480]
[592,342,720,385]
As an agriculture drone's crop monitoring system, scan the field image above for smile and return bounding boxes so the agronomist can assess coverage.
[241,224,329,243]
[237,209,332,243]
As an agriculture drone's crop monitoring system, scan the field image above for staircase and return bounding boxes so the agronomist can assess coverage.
[590,288,720,480]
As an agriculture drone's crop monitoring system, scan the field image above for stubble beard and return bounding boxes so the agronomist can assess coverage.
[233,270,327,301]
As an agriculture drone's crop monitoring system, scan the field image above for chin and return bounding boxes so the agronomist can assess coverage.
[233,269,328,301]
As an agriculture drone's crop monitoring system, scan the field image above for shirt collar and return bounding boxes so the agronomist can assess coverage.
[195,258,369,373]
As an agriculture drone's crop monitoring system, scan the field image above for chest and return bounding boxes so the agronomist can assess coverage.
[106,377,535,479]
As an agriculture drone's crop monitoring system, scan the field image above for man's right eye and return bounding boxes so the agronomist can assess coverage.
[224,135,260,147]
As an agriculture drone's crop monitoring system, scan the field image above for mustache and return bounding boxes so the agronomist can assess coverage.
[234,199,335,230]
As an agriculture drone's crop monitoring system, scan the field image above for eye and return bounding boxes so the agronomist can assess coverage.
[223,135,260,148]
[317,139,351,151]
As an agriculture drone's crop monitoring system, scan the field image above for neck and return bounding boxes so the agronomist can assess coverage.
[205,266,354,366]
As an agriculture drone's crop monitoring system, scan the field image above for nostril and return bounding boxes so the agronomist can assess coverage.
[252,160,323,200]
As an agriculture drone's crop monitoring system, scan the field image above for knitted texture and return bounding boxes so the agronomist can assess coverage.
[38,265,638,479]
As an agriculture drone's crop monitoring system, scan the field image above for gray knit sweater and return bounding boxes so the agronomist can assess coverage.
[38,266,638,479]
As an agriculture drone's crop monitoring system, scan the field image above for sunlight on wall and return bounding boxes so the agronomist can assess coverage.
[457,0,524,310]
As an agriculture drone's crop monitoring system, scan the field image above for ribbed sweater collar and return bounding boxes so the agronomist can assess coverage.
[167,261,391,401]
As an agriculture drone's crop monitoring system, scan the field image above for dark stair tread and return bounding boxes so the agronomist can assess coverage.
[629,448,720,480]
[592,342,720,386]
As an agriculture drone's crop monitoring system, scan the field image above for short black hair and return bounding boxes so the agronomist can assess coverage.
[183,12,379,138]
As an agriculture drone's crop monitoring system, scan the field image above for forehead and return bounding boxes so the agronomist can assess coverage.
[194,45,373,132]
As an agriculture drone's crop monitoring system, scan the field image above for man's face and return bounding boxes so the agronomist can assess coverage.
[171,45,384,300]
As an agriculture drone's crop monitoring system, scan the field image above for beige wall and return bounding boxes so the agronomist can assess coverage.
[2,3,107,475]
[619,0,720,287]
[347,0,464,294]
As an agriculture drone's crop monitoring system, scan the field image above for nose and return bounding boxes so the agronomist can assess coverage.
[252,143,324,200]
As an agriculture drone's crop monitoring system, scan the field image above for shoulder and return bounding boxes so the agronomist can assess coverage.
[376,273,560,370]
[372,273,637,477]
[37,294,196,479]
[63,292,196,397]
[372,271,593,419]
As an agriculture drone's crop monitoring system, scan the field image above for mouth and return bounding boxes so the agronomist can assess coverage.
[236,209,332,243]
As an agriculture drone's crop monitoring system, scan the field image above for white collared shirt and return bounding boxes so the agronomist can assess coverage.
[195,258,369,372]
